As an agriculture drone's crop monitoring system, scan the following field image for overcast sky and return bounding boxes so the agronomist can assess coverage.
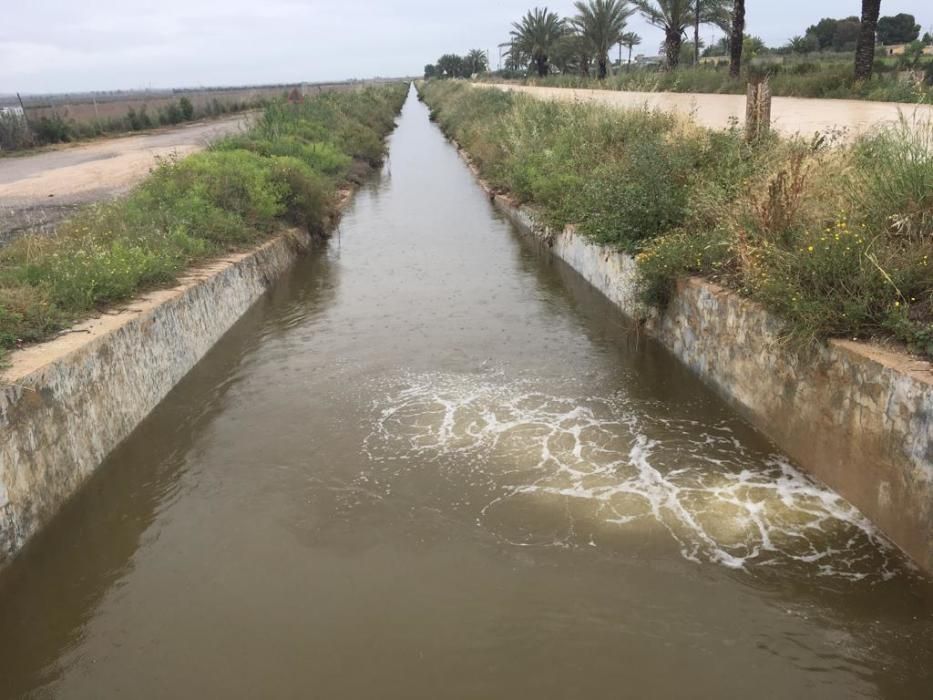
[2,1,931,94]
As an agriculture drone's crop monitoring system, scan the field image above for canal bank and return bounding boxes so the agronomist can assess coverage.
[0,229,315,564]
[467,169,933,575]
[422,82,933,574]
[1,86,931,699]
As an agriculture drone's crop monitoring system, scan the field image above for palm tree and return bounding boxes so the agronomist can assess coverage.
[635,0,727,69]
[510,8,566,77]
[465,48,489,76]
[854,0,881,80]
[571,0,635,79]
[728,0,745,78]
[620,31,642,66]
[692,1,732,65]
[552,32,594,76]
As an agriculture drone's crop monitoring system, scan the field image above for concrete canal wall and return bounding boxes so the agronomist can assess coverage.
[465,154,933,573]
[0,230,313,566]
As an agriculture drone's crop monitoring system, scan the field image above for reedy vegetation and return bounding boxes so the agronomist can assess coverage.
[421,81,933,357]
[0,85,407,363]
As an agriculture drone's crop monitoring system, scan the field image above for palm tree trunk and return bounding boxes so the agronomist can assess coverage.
[854,0,881,81]
[666,29,682,69]
[628,45,633,66]
[694,0,701,66]
[729,0,745,78]
[535,55,549,77]
[598,56,608,80]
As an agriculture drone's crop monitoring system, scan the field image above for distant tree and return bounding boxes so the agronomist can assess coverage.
[806,18,839,50]
[465,49,489,75]
[923,32,933,45]
[692,0,732,66]
[728,0,745,77]
[510,7,566,77]
[635,0,729,69]
[424,64,437,79]
[178,96,194,120]
[833,16,862,52]
[551,32,593,76]
[787,33,820,54]
[437,53,466,78]
[742,35,766,59]
[571,0,635,79]
[876,13,920,45]
[702,36,727,57]
[620,31,642,65]
[854,1,881,80]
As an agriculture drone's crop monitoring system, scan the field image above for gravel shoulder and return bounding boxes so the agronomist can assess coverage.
[0,113,254,244]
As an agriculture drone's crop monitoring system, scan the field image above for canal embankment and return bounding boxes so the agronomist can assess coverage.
[0,84,407,567]
[421,81,933,572]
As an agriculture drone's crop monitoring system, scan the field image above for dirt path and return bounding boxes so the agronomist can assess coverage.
[485,84,933,139]
[0,113,254,244]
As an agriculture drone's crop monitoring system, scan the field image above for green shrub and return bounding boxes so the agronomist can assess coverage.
[32,113,73,144]
[0,83,408,362]
[179,97,194,121]
[0,111,32,150]
[267,156,334,235]
[421,79,933,358]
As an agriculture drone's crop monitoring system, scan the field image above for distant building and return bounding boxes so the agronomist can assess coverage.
[634,54,664,66]
[0,105,24,116]
[883,43,933,56]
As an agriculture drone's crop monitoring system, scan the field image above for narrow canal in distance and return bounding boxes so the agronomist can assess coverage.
[1,86,931,699]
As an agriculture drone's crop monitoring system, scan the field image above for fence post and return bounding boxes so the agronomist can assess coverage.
[15,92,34,140]
[745,79,771,142]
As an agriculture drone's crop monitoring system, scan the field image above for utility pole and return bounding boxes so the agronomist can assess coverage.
[15,92,33,137]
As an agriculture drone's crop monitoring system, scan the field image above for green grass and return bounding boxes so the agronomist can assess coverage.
[421,80,933,358]
[491,59,933,103]
[0,84,408,364]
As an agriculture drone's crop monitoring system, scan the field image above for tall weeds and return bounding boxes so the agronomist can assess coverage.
[422,81,933,357]
[0,84,408,362]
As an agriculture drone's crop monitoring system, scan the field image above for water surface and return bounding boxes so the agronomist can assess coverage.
[1,86,931,699]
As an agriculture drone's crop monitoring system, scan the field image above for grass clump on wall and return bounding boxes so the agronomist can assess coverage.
[421,81,932,358]
[0,84,408,363]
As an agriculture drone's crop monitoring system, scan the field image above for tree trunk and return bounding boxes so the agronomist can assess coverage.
[854,0,881,81]
[598,56,608,80]
[729,0,745,78]
[666,29,682,69]
[694,0,701,66]
[580,55,591,77]
[628,45,633,66]
[535,55,549,77]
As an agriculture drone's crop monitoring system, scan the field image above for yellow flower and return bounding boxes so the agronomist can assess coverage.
[807,245,814,252]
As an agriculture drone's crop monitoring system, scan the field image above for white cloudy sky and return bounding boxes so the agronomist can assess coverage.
[2,1,931,94]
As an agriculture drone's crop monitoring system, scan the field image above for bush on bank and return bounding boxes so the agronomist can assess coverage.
[420,81,933,358]
[0,84,408,363]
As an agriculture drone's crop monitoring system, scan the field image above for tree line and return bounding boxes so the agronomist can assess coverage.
[427,1,922,84]
[424,50,489,79]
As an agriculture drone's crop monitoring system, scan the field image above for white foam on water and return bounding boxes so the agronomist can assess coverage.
[364,372,903,580]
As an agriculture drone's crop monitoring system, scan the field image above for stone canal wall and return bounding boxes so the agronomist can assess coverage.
[471,158,933,573]
[0,230,312,566]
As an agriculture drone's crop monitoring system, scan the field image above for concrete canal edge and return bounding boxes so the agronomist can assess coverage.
[458,149,933,574]
[0,229,314,567]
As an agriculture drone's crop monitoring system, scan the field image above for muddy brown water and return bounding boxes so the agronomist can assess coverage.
[1,86,931,699]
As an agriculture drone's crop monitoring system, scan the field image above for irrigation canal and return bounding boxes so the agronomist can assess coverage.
[1,85,931,699]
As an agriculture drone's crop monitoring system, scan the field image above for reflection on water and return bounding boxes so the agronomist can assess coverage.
[0,85,931,700]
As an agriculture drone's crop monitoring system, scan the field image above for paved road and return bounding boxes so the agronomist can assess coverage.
[0,113,254,244]
[486,84,933,140]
